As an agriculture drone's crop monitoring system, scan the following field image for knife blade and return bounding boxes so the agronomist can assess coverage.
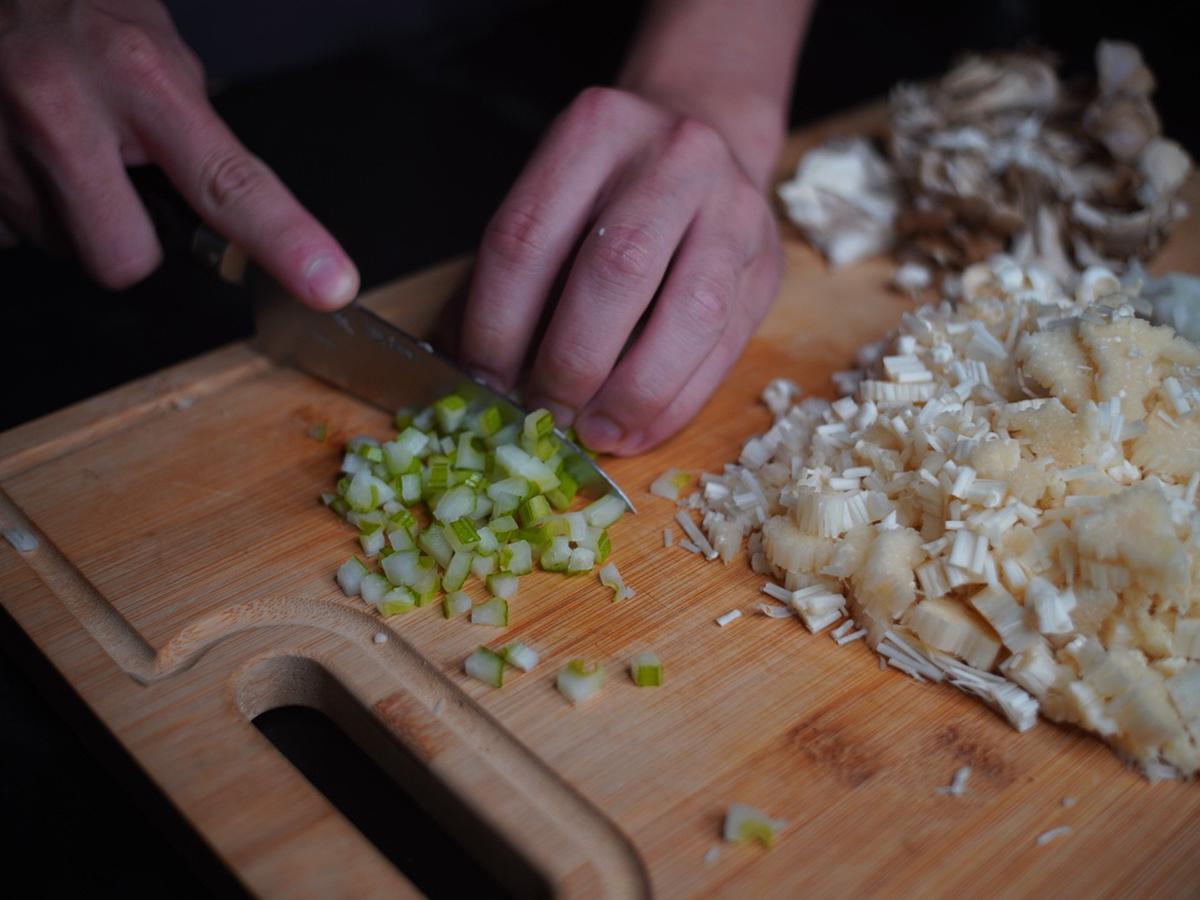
[251,284,635,511]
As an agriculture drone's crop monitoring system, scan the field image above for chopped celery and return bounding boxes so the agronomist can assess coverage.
[471,553,497,579]
[583,493,625,528]
[518,495,551,527]
[426,458,452,493]
[598,561,634,600]
[501,642,539,672]
[723,804,784,848]
[540,536,571,572]
[471,596,508,627]
[556,659,603,705]
[359,528,386,558]
[455,433,487,471]
[486,573,519,599]
[381,550,420,585]
[473,404,503,438]
[433,393,468,433]
[524,409,555,442]
[443,590,472,618]
[545,471,579,510]
[595,530,612,564]
[500,540,533,575]
[494,444,560,492]
[464,646,505,687]
[489,514,518,540]
[474,525,500,556]
[418,527,453,568]
[434,485,476,523]
[630,651,661,686]
[360,573,390,605]
[443,550,474,592]
[379,586,416,616]
[448,517,480,547]
[400,472,423,505]
[336,557,369,596]
[567,547,595,575]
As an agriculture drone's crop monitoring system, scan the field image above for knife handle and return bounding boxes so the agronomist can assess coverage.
[129,166,247,284]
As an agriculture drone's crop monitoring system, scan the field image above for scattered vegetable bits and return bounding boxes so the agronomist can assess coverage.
[723,803,784,848]
[322,397,627,630]
[688,256,1200,780]
[630,651,663,687]
[557,659,604,705]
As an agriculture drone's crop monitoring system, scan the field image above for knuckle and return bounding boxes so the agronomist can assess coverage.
[591,222,660,286]
[541,337,606,396]
[569,85,629,123]
[666,116,726,165]
[686,269,735,333]
[102,23,169,88]
[482,199,553,271]
[200,149,270,211]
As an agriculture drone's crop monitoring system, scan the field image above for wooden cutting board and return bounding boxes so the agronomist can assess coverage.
[2,105,1199,899]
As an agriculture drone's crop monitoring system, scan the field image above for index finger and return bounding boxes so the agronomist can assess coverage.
[133,95,357,309]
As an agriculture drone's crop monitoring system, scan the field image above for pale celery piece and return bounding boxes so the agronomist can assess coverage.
[556,659,604,705]
[471,596,508,627]
[630,651,662,687]
[723,803,784,848]
[502,642,540,672]
[464,646,505,687]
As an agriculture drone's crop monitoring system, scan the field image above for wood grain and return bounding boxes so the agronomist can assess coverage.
[2,104,1198,898]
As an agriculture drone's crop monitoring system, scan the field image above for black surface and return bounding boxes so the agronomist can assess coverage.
[1,1,1195,895]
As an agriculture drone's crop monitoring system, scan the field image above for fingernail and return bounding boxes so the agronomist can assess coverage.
[305,254,358,308]
[576,413,624,452]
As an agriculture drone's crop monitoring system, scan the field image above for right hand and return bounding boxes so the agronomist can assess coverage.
[0,0,358,306]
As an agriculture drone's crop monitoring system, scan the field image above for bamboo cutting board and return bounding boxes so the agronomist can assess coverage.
[2,105,1199,899]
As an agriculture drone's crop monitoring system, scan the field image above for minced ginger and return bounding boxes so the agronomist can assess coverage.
[690,257,1200,780]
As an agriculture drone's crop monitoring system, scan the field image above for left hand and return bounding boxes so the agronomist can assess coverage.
[458,85,782,456]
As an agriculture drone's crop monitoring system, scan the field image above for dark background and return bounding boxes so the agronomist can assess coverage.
[1,0,1194,895]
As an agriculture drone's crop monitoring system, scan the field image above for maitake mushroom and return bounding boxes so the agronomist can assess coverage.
[778,41,1193,294]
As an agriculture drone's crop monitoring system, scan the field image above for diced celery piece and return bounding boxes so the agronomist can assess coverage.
[379,586,416,616]
[595,529,612,564]
[485,422,519,448]
[501,642,539,672]
[336,557,369,596]
[455,433,487,471]
[556,659,603,705]
[567,547,595,574]
[464,646,505,687]
[471,596,508,627]
[426,458,452,493]
[471,553,497,579]
[475,525,500,556]
[494,444,560,492]
[443,590,472,618]
[448,517,480,547]
[582,493,625,528]
[443,550,474,592]
[400,472,423,505]
[434,485,476,523]
[359,528,386,558]
[630,651,662,687]
[500,540,533,575]
[566,511,588,543]
[545,471,579,510]
[540,536,571,572]
[434,393,468,433]
[418,527,454,568]
[518,494,551,527]
[489,514,518,540]
[473,404,503,438]
[486,573,519,599]
[360,573,390,605]
[381,550,420,586]
[411,558,440,605]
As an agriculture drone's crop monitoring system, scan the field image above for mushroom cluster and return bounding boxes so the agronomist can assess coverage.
[778,42,1193,291]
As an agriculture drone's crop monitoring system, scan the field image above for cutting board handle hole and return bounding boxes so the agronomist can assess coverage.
[245,657,553,900]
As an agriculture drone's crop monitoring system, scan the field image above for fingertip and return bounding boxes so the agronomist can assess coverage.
[575,411,640,455]
[95,239,163,291]
[303,253,359,309]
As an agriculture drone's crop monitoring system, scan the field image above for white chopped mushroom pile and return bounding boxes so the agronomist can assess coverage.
[778,41,1194,293]
[685,256,1200,780]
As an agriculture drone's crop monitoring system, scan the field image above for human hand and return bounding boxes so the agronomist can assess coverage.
[0,0,357,305]
[459,86,782,455]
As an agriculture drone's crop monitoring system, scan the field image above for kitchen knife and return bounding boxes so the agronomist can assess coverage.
[251,283,635,511]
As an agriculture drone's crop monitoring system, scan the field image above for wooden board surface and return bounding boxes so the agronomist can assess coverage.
[2,104,1199,899]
